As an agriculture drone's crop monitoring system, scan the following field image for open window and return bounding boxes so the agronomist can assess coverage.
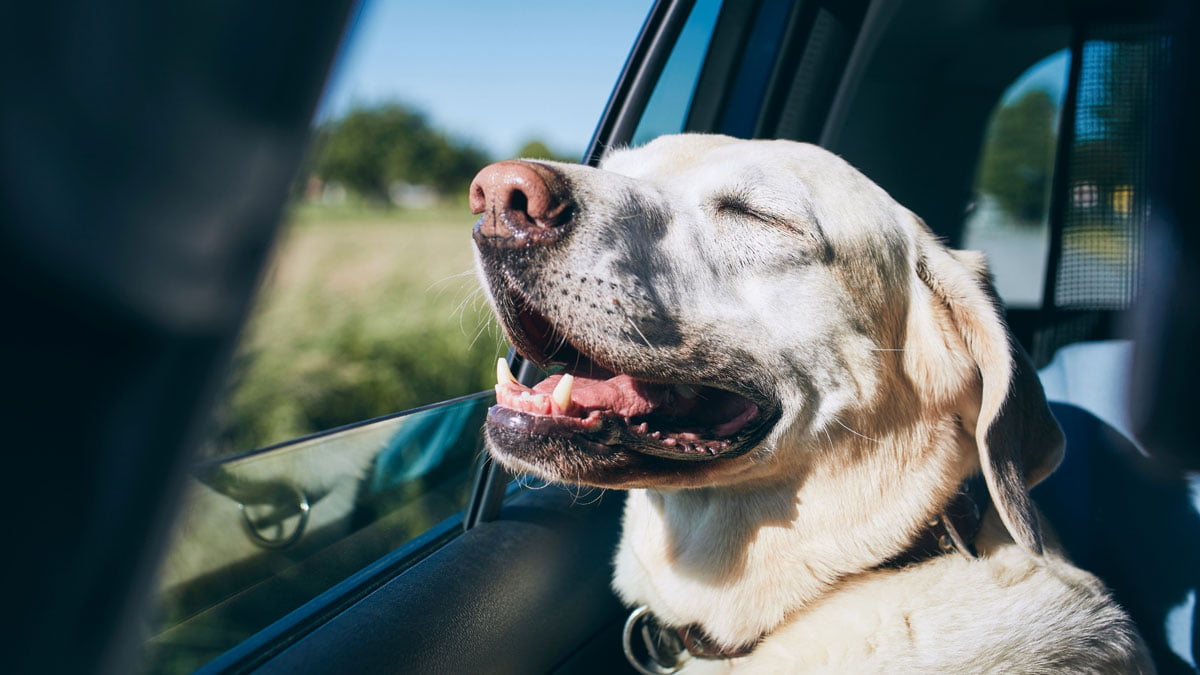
[12,0,1195,673]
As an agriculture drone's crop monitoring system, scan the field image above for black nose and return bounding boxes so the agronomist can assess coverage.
[470,160,573,247]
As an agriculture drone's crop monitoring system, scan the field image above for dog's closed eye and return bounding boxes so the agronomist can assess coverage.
[713,193,768,221]
[713,192,831,262]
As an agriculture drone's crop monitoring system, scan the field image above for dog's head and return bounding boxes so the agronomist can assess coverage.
[472,134,1063,554]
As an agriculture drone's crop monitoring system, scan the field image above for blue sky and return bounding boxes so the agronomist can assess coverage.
[317,1,653,159]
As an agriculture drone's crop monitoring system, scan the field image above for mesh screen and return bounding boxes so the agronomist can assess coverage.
[1033,24,1170,366]
[1052,25,1170,310]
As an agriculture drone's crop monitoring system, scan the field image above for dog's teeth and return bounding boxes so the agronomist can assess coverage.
[662,437,677,447]
[496,358,518,386]
[632,422,649,434]
[650,431,661,439]
[551,374,574,412]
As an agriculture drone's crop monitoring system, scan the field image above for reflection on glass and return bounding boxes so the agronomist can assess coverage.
[962,49,1070,308]
[141,393,491,674]
[631,0,724,147]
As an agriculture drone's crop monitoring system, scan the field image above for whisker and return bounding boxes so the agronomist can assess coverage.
[452,287,485,328]
[832,416,880,443]
[466,316,497,351]
[615,306,653,349]
[426,268,478,294]
[577,487,605,507]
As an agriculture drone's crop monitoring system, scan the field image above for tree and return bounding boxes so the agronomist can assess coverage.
[515,139,577,163]
[976,89,1058,223]
[310,103,491,202]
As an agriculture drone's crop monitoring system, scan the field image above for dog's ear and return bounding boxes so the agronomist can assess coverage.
[911,224,1064,555]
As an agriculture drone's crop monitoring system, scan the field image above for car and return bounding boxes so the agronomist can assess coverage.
[5,0,1197,673]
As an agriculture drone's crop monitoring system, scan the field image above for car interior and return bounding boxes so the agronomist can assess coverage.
[4,0,1198,673]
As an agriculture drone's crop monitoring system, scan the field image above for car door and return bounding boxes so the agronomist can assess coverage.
[7,0,1197,673]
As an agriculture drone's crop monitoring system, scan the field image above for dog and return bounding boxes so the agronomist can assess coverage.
[470,134,1153,672]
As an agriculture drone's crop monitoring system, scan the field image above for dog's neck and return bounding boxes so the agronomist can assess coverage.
[612,412,977,650]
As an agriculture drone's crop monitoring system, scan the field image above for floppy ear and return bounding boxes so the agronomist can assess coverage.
[913,227,1064,555]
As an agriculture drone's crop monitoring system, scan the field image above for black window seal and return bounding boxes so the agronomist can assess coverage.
[585,0,698,166]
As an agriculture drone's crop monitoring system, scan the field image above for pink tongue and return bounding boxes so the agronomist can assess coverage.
[531,373,668,417]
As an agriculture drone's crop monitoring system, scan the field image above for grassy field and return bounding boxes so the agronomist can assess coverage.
[204,201,507,457]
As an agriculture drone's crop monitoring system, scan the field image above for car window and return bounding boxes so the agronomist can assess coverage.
[141,2,650,672]
[961,50,1071,308]
[142,395,489,674]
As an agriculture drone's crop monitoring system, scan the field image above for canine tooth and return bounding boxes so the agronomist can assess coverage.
[496,358,518,385]
[552,374,574,411]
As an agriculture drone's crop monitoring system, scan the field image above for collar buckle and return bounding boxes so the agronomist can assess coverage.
[622,606,686,675]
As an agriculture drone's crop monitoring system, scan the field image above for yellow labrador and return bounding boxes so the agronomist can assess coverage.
[470,134,1152,673]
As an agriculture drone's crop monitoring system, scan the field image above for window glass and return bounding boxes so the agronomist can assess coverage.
[144,1,650,672]
[631,0,724,147]
[142,395,490,674]
[962,49,1070,308]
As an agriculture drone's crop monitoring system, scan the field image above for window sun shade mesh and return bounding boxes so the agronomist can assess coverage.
[1033,24,1170,366]
[1053,25,1170,311]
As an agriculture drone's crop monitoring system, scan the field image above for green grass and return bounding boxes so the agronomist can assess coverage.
[204,201,506,457]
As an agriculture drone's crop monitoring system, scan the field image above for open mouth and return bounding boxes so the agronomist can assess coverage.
[488,299,773,462]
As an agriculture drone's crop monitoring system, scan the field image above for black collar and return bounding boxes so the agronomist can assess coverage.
[622,475,991,671]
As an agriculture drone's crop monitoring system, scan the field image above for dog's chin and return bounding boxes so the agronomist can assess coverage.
[484,421,769,489]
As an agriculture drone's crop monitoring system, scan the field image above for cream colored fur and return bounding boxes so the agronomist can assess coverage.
[478,134,1154,672]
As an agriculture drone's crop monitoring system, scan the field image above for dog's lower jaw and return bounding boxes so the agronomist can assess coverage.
[611,419,976,651]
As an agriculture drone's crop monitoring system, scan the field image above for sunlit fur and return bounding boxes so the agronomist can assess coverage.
[475,134,1153,672]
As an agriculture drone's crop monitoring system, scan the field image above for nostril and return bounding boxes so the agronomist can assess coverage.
[469,177,489,215]
[508,189,529,217]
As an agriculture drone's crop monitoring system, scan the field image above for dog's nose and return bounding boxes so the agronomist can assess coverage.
[470,161,573,246]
